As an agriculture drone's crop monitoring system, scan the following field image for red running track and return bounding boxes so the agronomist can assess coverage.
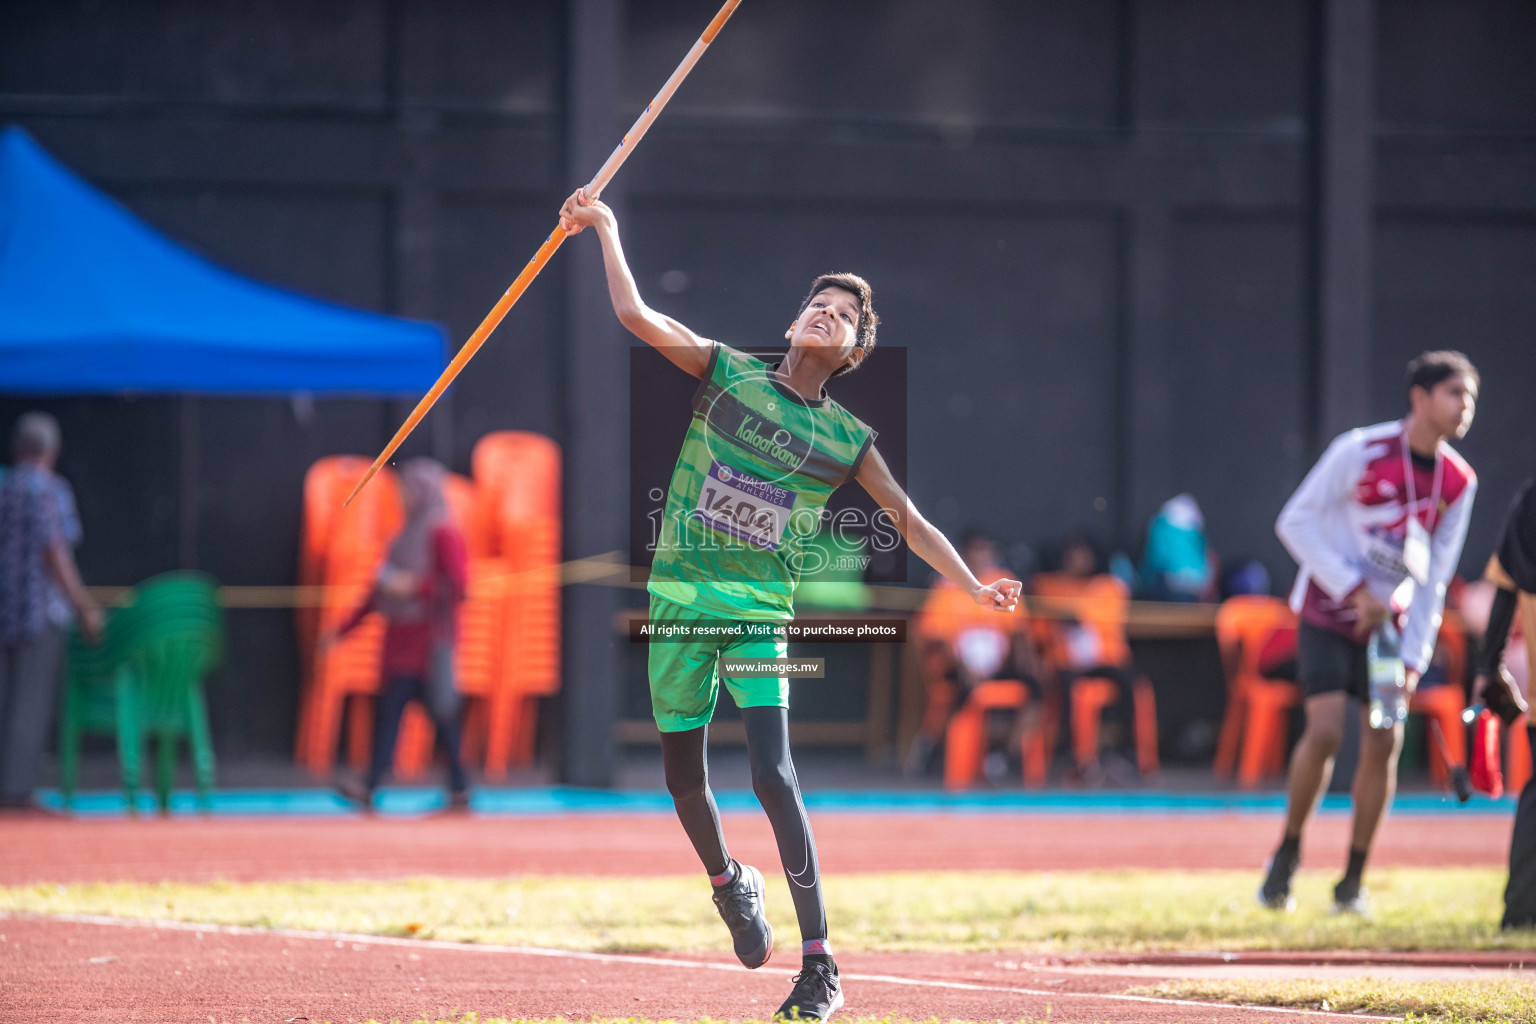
[2,914,1401,1024]
[2,811,1513,1023]
[0,811,1512,884]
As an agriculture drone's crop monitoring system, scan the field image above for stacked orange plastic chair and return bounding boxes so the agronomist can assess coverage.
[1409,612,1469,786]
[1213,595,1301,788]
[294,457,402,775]
[297,435,562,781]
[917,580,1044,790]
[1033,573,1159,777]
[473,432,562,778]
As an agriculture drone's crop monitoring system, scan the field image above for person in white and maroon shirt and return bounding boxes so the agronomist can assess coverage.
[1260,351,1479,915]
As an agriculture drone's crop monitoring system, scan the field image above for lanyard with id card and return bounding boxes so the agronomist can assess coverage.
[1400,433,1443,588]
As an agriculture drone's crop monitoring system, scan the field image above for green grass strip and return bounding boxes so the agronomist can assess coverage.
[1131,977,1536,1024]
[5,869,1532,954]
[339,1019,1047,1024]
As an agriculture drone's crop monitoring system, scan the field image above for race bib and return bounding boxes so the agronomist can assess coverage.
[692,460,797,551]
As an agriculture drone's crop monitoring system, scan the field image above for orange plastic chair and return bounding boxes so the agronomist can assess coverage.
[1070,677,1118,769]
[472,432,561,556]
[294,458,402,776]
[295,456,394,752]
[488,516,562,773]
[917,580,1045,790]
[1213,595,1302,788]
[943,680,1038,790]
[1033,574,1159,776]
[472,432,563,776]
[1409,612,1469,786]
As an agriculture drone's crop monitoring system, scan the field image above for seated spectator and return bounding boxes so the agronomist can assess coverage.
[1223,560,1272,599]
[1034,532,1144,781]
[1035,532,1126,669]
[904,529,1042,778]
[1217,560,1302,683]
[1139,494,1218,602]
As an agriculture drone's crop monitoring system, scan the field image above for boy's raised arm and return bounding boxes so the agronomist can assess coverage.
[854,445,1021,612]
[560,188,713,379]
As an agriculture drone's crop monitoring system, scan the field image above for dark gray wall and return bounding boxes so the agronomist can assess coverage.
[3,0,1534,757]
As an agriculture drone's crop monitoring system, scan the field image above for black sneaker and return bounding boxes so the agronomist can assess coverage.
[776,955,843,1021]
[1257,849,1298,912]
[712,862,773,969]
[1332,876,1370,916]
[334,777,374,811]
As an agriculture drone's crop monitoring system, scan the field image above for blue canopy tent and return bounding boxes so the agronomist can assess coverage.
[0,124,449,569]
[0,125,444,394]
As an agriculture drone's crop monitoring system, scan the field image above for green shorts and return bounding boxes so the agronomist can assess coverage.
[647,595,789,733]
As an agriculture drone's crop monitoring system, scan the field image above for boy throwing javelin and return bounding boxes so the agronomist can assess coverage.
[1260,351,1478,915]
[560,188,1021,1021]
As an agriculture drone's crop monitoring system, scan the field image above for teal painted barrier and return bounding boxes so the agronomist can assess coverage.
[31,786,1515,818]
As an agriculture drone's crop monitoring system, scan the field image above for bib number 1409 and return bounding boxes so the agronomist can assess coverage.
[692,460,796,551]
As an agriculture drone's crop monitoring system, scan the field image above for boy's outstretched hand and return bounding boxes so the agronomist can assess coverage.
[560,188,613,236]
[973,578,1023,613]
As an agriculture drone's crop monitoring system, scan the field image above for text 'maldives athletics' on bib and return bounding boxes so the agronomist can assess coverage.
[648,342,877,622]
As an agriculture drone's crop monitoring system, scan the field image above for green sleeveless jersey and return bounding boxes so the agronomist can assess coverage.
[647,342,877,621]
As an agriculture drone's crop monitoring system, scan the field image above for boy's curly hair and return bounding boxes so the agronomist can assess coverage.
[1405,350,1479,396]
[798,273,878,377]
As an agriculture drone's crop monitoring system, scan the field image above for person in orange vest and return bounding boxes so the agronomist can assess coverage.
[905,529,1042,779]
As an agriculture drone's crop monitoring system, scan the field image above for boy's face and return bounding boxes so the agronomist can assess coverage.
[786,287,863,370]
[1414,372,1478,440]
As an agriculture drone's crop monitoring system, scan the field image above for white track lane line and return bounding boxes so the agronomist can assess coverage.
[8,912,1400,1022]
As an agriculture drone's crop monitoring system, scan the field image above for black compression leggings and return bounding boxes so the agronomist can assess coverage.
[659,705,827,942]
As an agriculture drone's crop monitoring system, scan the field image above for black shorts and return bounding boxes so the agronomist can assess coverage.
[1298,620,1369,704]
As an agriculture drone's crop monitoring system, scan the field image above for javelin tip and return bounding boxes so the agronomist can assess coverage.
[342,460,384,507]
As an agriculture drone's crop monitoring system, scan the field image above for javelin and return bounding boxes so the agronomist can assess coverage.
[345,0,743,506]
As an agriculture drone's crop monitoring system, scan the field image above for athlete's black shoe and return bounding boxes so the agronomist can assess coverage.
[334,777,375,811]
[776,955,843,1021]
[712,861,773,969]
[1257,849,1299,912]
[1332,876,1370,916]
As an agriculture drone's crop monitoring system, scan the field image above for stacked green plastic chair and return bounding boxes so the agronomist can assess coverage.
[58,572,224,813]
